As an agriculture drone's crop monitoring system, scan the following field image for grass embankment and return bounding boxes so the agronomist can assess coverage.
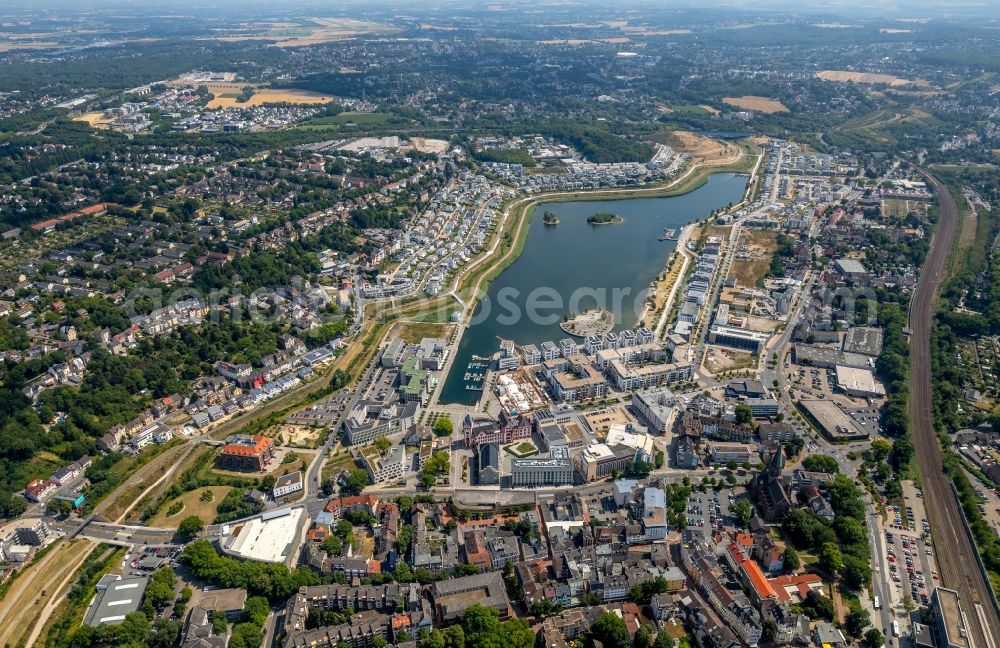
[0,538,96,647]
[41,545,124,647]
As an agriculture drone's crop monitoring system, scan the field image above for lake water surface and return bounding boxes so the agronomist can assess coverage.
[438,172,748,405]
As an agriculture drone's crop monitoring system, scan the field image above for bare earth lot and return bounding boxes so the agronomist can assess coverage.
[816,70,929,86]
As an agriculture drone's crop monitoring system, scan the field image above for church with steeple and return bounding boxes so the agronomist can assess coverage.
[750,448,793,522]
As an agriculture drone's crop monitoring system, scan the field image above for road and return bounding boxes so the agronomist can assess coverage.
[909,168,999,648]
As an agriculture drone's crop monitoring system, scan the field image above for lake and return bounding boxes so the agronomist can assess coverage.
[438,172,749,405]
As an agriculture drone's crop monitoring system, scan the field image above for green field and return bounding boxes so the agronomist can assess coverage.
[303,111,392,126]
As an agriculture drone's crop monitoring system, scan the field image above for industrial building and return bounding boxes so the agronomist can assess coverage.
[84,576,149,627]
[834,365,886,398]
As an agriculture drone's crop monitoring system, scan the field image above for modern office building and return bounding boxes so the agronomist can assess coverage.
[930,588,971,648]
[707,326,769,354]
[510,458,575,487]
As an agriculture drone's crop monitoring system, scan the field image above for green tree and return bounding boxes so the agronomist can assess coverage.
[802,454,840,473]
[590,611,631,648]
[177,515,204,540]
[634,624,653,648]
[652,632,673,648]
[819,542,843,575]
[243,596,270,625]
[145,567,177,610]
[151,618,181,648]
[374,436,392,455]
[735,403,753,425]
[341,467,370,496]
[863,628,884,648]
[806,593,835,621]
[731,499,753,527]
[841,554,873,590]
[783,547,801,572]
[761,619,778,643]
[229,622,263,648]
[845,607,870,638]
[433,417,454,437]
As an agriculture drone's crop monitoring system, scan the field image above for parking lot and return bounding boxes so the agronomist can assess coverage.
[684,488,746,540]
[880,482,938,613]
[848,407,883,435]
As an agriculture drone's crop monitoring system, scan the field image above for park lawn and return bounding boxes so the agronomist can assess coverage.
[148,486,233,528]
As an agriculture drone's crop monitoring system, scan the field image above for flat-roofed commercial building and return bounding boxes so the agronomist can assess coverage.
[834,365,886,398]
[798,399,869,441]
[843,326,883,357]
[510,458,574,487]
[219,507,307,565]
[706,441,757,465]
[793,344,872,369]
[84,576,149,627]
[931,587,971,648]
[708,326,769,354]
[575,443,636,481]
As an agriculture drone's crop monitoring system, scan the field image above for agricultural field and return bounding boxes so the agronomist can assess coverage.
[303,112,393,127]
[816,70,928,86]
[206,87,334,109]
[210,17,398,47]
[0,539,96,647]
[722,96,789,113]
[72,111,112,126]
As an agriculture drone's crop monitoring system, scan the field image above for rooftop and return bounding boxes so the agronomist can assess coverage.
[84,576,148,627]
[220,507,305,564]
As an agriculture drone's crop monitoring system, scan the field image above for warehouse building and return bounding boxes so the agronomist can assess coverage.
[84,576,149,627]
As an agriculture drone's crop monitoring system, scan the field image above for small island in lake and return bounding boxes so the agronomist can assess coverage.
[560,308,614,337]
[542,210,560,226]
[587,212,624,225]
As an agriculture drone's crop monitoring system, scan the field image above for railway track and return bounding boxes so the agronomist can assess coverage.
[909,168,999,647]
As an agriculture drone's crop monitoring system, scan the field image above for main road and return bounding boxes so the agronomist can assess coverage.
[909,168,999,648]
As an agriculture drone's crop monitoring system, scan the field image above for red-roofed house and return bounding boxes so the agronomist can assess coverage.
[767,573,824,603]
[24,478,58,502]
[727,542,777,605]
[324,494,378,519]
[216,434,275,472]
